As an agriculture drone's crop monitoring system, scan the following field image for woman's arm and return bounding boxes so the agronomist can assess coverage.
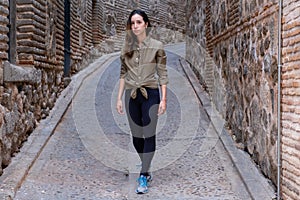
[116,78,125,114]
[158,84,167,115]
[156,44,168,116]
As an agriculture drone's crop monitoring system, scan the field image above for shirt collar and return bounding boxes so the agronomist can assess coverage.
[141,35,151,47]
[134,35,151,50]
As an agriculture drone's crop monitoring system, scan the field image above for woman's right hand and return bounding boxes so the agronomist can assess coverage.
[117,78,125,114]
[116,99,124,114]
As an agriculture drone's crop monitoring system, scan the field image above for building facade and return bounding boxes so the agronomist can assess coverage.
[0,0,185,175]
[281,0,300,199]
[0,0,299,199]
[186,0,299,199]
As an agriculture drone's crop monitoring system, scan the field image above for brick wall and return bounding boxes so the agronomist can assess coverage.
[0,0,186,176]
[0,0,9,83]
[96,0,186,53]
[0,0,66,175]
[70,0,94,72]
[281,0,300,199]
[91,0,105,45]
[0,0,9,175]
[187,0,300,199]
[2,2,298,199]
[0,0,97,175]
[186,0,279,185]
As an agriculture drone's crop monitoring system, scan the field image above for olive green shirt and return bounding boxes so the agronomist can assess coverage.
[120,36,168,99]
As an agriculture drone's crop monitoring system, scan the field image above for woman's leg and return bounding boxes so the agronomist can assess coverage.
[125,90,144,161]
[140,88,160,176]
[125,88,160,175]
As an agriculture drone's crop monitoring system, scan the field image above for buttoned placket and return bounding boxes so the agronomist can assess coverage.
[136,47,141,87]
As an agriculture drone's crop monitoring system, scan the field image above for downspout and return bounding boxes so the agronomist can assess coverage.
[277,0,282,199]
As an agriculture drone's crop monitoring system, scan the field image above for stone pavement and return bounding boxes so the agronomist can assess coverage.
[0,43,275,200]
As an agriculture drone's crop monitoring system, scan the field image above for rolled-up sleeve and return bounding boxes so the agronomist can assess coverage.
[156,47,168,85]
[120,54,127,79]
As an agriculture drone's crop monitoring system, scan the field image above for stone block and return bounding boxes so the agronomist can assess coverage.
[3,61,41,84]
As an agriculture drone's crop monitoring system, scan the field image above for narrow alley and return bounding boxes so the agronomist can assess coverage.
[1,1,300,199]
[0,44,275,200]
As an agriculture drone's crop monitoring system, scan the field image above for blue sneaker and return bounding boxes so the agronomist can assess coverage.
[135,175,148,194]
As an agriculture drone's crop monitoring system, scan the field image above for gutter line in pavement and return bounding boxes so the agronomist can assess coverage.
[178,57,276,200]
[0,53,119,199]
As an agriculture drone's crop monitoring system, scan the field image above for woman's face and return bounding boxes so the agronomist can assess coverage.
[131,14,148,37]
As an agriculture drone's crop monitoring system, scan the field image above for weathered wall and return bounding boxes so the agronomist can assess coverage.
[91,0,105,46]
[186,0,279,185]
[0,0,64,174]
[2,1,299,199]
[0,0,97,175]
[97,0,186,53]
[281,1,300,199]
[0,0,9,174]
[0,0,187,176]
[70,0,94,72]
[0,1,8,83]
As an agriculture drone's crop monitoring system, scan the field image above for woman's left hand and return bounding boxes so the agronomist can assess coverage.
[158,99,167,115]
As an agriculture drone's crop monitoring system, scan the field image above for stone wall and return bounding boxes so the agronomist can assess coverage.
[96,0,187,53]
[186,0,279,185]
[0,0,9,174]
[0,0,97,175]
[0,0,187,176]
[91,0,105,46]
[281,1,300,199]
[70,0,94,72]
[0,0,63,174]
[0,1,8,83]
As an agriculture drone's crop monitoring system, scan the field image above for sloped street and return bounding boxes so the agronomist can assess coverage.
[0,44,275,200]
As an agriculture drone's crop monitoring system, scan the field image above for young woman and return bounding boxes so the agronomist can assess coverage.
[116,9,168,194]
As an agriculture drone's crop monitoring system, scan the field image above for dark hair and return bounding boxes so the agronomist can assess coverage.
[126,9,152,34]
[123,10,152,57]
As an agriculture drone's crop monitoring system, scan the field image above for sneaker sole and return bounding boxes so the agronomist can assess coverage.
[135,189,148,194]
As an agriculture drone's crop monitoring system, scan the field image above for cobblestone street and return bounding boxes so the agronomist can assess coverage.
[0,44,275,200]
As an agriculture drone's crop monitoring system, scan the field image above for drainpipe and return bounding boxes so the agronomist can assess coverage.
[277,0,282,199]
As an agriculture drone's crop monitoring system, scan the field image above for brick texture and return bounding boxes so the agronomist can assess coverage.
[282,0,300,199]
[186,0,279,185]
[186,1,300,199]
[0,0,186,178]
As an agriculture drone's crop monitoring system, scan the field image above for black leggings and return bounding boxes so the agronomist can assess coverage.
[125,88,160,176]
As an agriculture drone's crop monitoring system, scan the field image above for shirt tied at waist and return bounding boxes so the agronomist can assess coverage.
[130,87,148,99]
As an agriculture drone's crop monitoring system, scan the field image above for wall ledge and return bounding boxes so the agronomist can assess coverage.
[3,61,41,84]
